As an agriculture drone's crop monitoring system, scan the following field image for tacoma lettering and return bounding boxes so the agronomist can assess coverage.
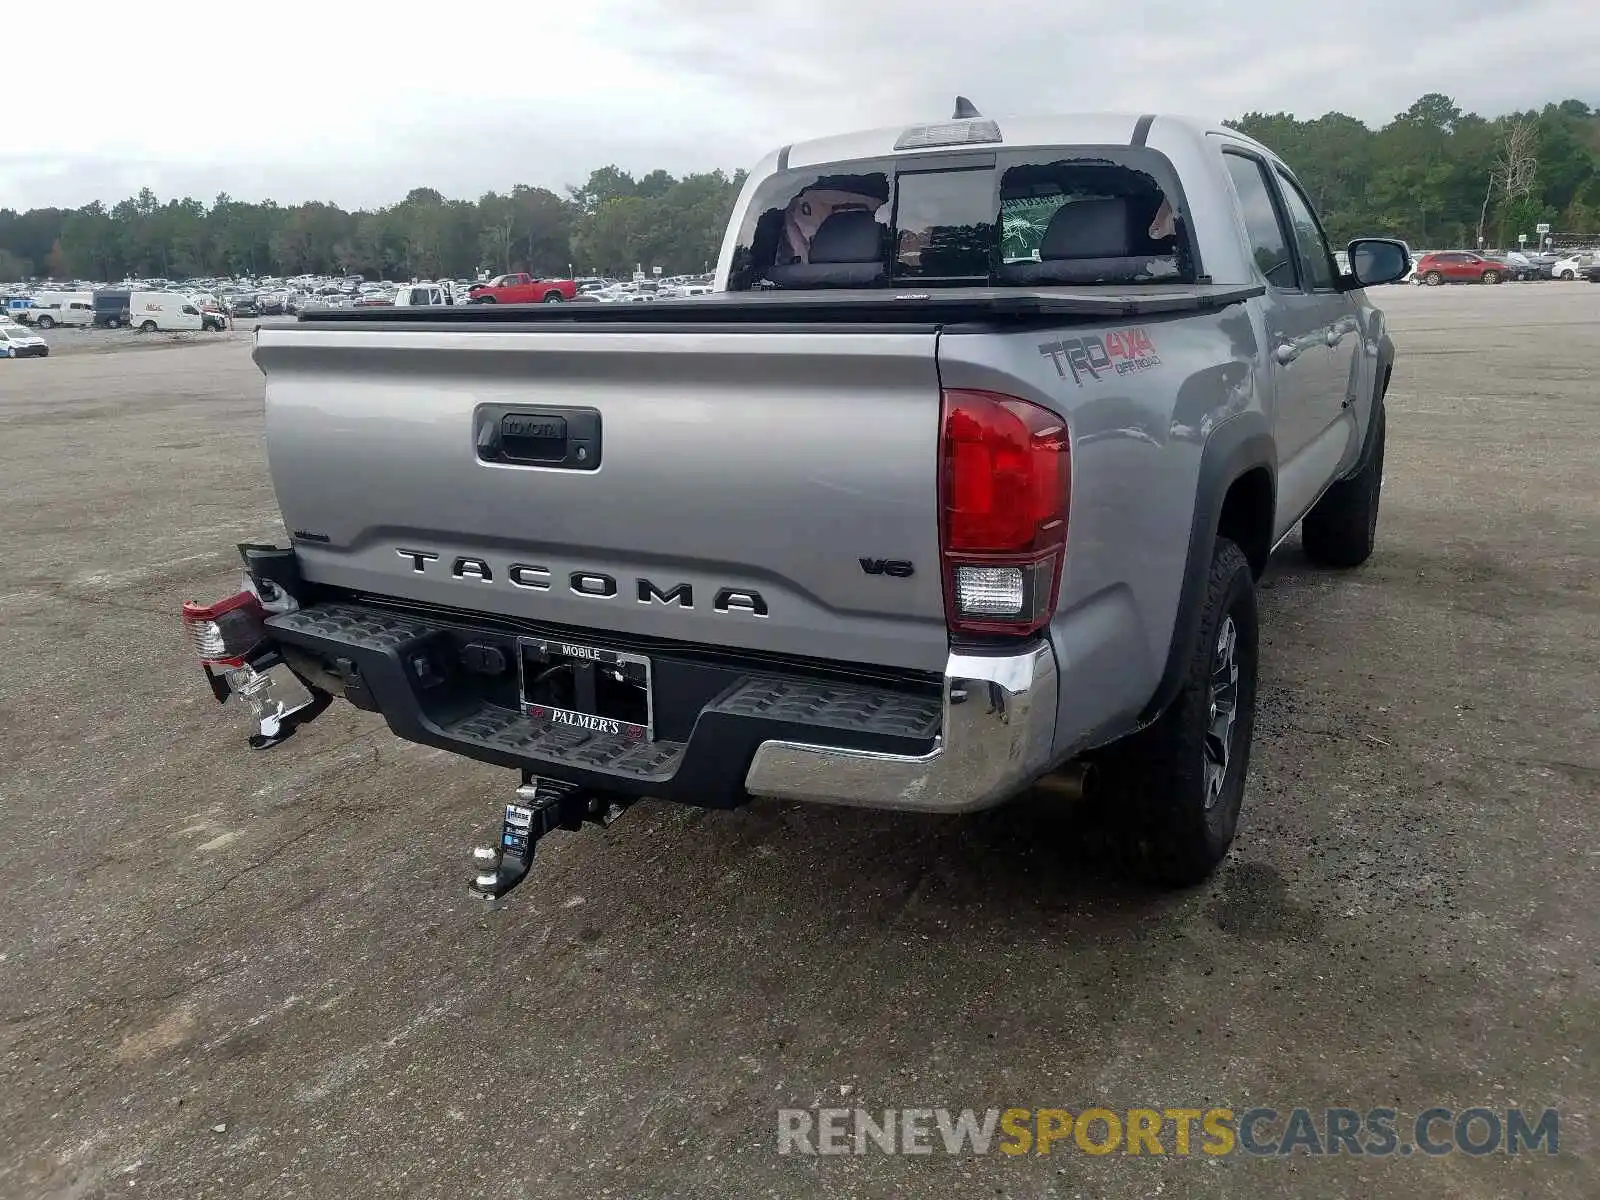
[508,564,551,589]
[570,572,618,597]
[638,580,694,607]
[388,553,762,614]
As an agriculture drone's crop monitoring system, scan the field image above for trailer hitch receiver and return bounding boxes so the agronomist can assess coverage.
[469,777,634,902]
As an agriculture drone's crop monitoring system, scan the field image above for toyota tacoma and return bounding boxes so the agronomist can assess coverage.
[184,103,1407,901]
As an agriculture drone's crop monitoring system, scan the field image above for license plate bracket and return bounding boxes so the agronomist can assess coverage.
[518,638,653,742]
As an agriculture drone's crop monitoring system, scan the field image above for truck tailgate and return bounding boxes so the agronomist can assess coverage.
[255,326,951,672]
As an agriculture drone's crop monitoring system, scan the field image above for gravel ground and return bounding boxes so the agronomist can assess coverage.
[0,283,1596,1199]
[4,319,289,358]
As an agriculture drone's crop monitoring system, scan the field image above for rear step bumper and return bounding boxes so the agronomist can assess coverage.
[265,602,1058,814]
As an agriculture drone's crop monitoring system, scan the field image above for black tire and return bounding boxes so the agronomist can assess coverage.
[36,316,54,330]
[1425,271,1443,286]
[1481,270,1501,285]
[140,320,157,333]
[1098,538,1258,888]
[477,296,497,303]
[1302,405,1385,568]
[543,292,564,303]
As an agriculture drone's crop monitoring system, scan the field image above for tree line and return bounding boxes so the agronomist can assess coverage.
[1,94,1596,284]
[1229,95,1599,249]
[0,166,747,283]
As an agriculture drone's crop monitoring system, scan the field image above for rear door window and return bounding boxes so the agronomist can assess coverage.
[1273,172,1337,291]
[1223,152,1297,289]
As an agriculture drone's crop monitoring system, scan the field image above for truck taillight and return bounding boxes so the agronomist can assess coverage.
[938,388,1070,637]
[182,591,267,667]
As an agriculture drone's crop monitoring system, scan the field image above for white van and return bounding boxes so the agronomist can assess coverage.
[392,281,456,307]
[129,291,223,332]
[25,292,95,329]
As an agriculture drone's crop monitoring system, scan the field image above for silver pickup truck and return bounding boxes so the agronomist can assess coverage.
[183,106,1407,900]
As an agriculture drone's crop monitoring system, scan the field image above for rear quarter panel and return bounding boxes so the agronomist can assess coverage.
[937,302,1266,755]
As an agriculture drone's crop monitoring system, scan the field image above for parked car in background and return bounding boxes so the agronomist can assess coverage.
[21,292,95,327]
[229,294,262,318]
[92,289,132,328]
[466,272,578,304]
[0,324,49,357]
[1551,253,1596,280]
[130,291,223,332]
[1413,251,1509,285]
[1586,260,1600,283]
[1490,251,1543,281]
[392,282,456,307]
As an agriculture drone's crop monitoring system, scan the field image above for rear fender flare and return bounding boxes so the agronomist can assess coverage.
[1138,413,1275,723]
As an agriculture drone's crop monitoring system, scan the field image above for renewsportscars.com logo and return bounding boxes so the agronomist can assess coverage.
[777,1106,1561,1158]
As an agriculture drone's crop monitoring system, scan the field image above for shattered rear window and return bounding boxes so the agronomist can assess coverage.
[726,146,1196,290]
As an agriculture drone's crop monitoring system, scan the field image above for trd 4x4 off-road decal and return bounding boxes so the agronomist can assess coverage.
[1039,328,1162,386]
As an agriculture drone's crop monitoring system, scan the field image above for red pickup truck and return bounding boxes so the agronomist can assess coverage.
[467,273,577,304]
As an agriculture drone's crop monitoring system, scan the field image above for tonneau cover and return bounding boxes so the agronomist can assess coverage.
[294,283,1266,328]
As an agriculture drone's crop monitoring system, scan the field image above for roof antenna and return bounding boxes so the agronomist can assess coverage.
[952,96,981,119]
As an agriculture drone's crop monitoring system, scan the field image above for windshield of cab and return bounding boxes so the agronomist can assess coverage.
[726,146,1194,290]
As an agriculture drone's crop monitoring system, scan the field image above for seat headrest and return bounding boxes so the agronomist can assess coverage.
[808,210,883,264]
[1040,198,1131,260]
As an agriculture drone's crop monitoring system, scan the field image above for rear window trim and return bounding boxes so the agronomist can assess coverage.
[729,143,1206,290]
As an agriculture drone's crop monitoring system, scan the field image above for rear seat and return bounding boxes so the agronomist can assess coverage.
[767,210,886,288]
[998,197,1172,284]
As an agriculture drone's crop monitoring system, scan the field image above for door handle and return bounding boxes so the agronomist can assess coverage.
[1274,341,1299,365]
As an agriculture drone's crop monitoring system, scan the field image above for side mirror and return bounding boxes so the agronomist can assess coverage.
[1344,238,1409,288]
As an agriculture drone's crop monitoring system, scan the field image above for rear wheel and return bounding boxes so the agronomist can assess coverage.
[1425,271,1443,285]
[543,292,564,303]
[477,296,497,303]
[1481,269,1501,284]
[1098,538,1258,888]
[36,316,54,330]
[140,320,157,333]
[1303,405,1385,567]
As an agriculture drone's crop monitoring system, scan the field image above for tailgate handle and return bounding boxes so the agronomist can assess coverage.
[475,406,602,471]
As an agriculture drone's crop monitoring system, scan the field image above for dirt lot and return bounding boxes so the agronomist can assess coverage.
[9,321,280,358]
[0,284,1596,1199]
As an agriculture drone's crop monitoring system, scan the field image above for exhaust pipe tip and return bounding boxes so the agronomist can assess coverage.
[1033,761,1096,803]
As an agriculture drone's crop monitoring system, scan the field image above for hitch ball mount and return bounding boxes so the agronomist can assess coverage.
[470,776,633,902]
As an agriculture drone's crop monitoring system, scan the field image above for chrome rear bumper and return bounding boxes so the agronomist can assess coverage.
[743,641,1059,813]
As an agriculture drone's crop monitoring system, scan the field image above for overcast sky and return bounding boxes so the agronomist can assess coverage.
[5,0,1596,212]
